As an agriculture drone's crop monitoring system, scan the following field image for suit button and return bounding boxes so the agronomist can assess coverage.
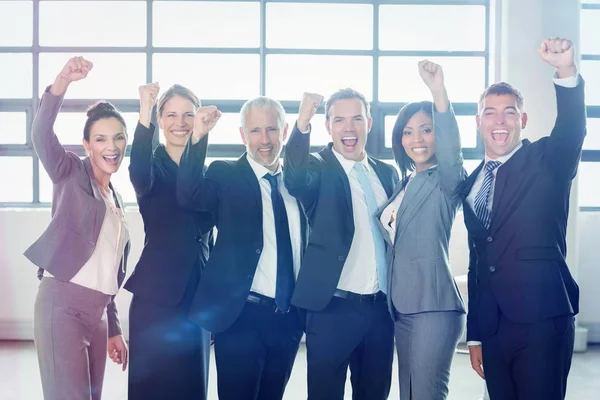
[489,266,496,272]
[195,236,201,243]
[338,256,345,262]
[256,249,261,254]
[473,243,477,248]
[487,237,493,243]
[247,274,253,279]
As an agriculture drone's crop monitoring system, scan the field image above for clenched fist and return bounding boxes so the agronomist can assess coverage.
[139,82,160,128]
[538,38,577,79]
[418,60,445,93]
[50,56,93,96]
[191,106,222,144]
[297,92,324,132]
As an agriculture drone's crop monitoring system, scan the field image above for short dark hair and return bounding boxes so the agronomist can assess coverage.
[157,84,200,116]
[478,82,524,112]
[391,101,433,180]
[83,101,126,142]
[325,88,370,121]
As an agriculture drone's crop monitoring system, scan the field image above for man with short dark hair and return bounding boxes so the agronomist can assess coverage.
[462,37,585,400]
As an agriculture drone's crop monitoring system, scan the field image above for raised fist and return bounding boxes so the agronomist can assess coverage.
[538,38,577,78]
[297,92,324,132]
[57,56,93,83]
[139,82,160,111]
[192,106,222,143]
[418,60,445,93]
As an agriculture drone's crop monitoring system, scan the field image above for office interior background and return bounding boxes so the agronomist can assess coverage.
[0,0,598,399]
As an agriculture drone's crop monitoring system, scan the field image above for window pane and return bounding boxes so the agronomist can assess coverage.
[0,157,32,202]
[286,113,330,147]
[39,53,146,99]
[379,5,485,51]
[579,162,600,207]
[153,54,259,100]
[384,114,477,149]
[581,10,600,54]
[379,57,485,103]
[582,61,600,106]
[0,53,32,98]
[584,118,600,150]
[0,112,27,144]
[267,3,372,50]
[206,113,242,145]
[0,1,32,46]
[153,1,259,48]
[266,55,373,101]
[39,1,146,46]
[51,112,139,145]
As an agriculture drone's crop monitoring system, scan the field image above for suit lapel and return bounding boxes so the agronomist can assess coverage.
[368,158,393,197]
[321,145,353,214]
[237,154,263,213]
[394,169,437,241]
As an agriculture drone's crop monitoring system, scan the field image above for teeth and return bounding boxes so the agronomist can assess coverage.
[171,131,189,136]
[412,147,427,154]
[104,155,118,160]
[492,130,509,134]
[258,148,272,152]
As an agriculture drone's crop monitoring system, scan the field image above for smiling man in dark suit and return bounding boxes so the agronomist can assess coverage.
[461,37,585,400]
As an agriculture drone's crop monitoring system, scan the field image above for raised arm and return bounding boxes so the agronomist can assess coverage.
[33,57,93,183]
[176,105,222,213]
[129,83,160,198]
[283,92,324,212]
[418,60,465,197]
[539,38,587,180]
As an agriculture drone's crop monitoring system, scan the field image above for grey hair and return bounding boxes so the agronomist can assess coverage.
[240,96,286,133]
[325,88,370,121]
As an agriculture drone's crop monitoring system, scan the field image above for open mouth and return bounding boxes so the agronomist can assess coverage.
[258,147,273,154]
[341,136,358,151]
[170,130,190,137]
[411,146,428,155]
[491,129,510,144]
[103,154,119,165]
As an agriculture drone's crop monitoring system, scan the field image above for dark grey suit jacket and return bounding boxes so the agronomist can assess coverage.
[23,88,130,338]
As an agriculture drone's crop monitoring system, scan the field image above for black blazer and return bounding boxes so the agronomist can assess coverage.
[124,123,213,306]
[283,125,399,311]
[459,81,586,342]
[177,135,309,333]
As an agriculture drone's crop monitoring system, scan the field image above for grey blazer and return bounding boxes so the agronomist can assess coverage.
[376,106,466,316]
[23,88,130,338]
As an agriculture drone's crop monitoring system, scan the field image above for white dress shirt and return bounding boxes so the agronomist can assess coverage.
[331,148,389,295]
[246,155,303,299]
[466,73,580,347]
[44,188,129,296]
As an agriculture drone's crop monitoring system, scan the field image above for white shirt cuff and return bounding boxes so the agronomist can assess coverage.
[299,123,311,135]
[467,341,482,346]
[553,73,580,88]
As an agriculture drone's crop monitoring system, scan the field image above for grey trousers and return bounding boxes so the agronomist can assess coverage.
[34,277,112,400]
[394,310,465,400]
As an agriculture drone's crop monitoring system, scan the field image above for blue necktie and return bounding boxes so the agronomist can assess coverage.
[264,173,294,313]
[353,163,387,294]
[473,160,502,230]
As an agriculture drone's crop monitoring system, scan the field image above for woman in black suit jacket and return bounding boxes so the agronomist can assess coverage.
[125,83,214,399]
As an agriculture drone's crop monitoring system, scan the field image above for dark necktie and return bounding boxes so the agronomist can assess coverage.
[474,160,502,229]
[264,173,294,313]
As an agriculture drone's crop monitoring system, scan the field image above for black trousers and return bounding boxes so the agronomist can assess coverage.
[213,294,303,400]
[305,294,395,400]
[482,312,575,400]
[128,267,211,400]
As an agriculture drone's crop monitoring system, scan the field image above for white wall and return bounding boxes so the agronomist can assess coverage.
[1,207,598,342]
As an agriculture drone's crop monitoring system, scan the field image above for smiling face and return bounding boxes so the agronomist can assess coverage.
[240,106,288,172]
[400,110,436,172]
[83,117,127,176]
[325,97,372,162]
[158,94,197,148]
[477,93,527,159]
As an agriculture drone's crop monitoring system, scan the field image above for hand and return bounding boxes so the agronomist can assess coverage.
[139,82,160,128]
[107,334,128,371]
[50,56,93,96]
[297,92,324,132]
[192,106,222,144]
[418,60,445,93]
[538,38,577,78]
[469,345,485,379]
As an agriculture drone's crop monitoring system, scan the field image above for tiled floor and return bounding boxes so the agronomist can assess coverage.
[1,341,598,399]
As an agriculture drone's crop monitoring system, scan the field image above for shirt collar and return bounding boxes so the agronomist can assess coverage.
[246,153,282,180]
[484,142,523,165]
[331,146,371,175]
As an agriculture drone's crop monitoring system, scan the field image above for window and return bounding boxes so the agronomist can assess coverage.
[0,0,490,206]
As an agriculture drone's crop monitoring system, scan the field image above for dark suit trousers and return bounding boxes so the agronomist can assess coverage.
[305,295,394,400]
[214,296,303,400]
[128,266,210,400]
[482,312,575,400]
